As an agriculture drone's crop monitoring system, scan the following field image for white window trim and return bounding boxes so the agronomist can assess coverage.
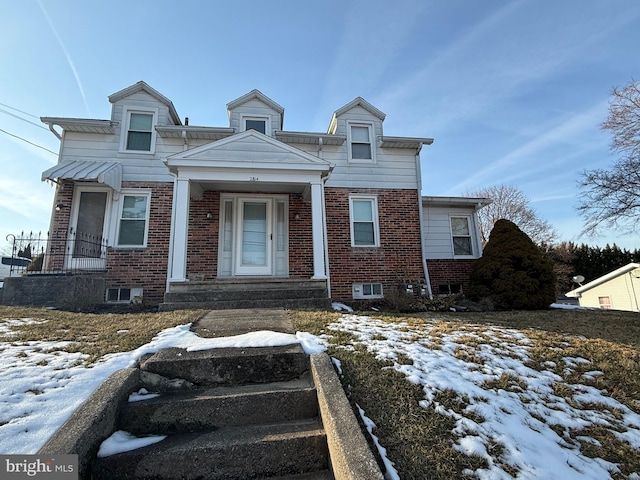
[349,195,380,247]
[352,282,384,299]
[347,122,376,163]
[119,107,158,154]
[113,189,152,248]
[450,215,475,258]
[241,115,270,136]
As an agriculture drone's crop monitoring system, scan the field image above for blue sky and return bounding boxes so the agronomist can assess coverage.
[1,0,639,252]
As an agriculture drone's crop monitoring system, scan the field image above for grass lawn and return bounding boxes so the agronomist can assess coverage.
[290,307,640,480]
[1,305,639,478]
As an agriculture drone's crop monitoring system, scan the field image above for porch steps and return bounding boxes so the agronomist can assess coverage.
[159,278,331,311]
[92,343,334,479]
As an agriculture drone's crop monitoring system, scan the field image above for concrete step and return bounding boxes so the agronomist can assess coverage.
[164,287,328,302]
[169,279,327,293]
[119,377,319,435]
[92,419,328,480]
[140,344,310,387]
[158,297,332,311]
[274,471,334,479]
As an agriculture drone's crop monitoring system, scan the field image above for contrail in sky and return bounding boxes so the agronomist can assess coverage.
[36,0,91,116]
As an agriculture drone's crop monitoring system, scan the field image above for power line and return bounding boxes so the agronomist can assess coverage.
[0,107,48,131]
[0,102,41,119]
[0,128,57,155]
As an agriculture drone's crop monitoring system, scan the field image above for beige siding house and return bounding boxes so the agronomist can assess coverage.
[566,263,640,312]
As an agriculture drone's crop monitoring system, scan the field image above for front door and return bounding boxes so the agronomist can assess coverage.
[235,198,273,275]
[67,187,110,270]
[219,195,288,277]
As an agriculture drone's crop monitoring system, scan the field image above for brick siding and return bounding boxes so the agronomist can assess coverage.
[426,259,476,295]
[105,182,173,305]
[325,187,424,301]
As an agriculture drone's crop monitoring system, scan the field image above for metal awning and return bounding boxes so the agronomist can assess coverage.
[42,161,122,192]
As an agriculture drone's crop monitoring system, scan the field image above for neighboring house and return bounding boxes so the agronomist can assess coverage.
[33,81,486,308]
[566,263,640,312]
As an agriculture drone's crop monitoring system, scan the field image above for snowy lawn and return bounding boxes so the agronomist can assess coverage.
[1,306,639,480]
[291,308,640,480]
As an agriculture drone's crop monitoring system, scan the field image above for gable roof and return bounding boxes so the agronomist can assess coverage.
[566,263,640,297]
[328,97,386,134]
[165,129,332,174]
[227,89,284,114]
[108,81,181,125]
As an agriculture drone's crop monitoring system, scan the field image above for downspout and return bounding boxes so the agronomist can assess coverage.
[46,123,62,140]
[473,203,485,254]
[415,150,433,299]
[182,130,188,151]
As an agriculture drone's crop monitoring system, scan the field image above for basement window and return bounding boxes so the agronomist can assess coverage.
[352,283,383,299]
[438,283,462,296]
[107,287,143,303]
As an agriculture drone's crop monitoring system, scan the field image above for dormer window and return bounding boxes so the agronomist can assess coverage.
[121,108,157,153]
[348,123,375,162]
[243,116,268,135]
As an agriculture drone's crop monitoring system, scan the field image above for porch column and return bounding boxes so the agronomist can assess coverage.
[310,181,327,279]
[169,177,190,282]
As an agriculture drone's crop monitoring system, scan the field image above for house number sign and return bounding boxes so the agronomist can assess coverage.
[249,176,259,182]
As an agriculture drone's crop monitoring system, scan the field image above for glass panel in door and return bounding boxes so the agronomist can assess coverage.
[236,199,272,275]
[69,191,108,269]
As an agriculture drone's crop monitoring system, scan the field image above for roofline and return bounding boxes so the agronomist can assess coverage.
[328,97,386,133]
[566,263,640,297]
[423,196,492,208]
[108,81,181,125]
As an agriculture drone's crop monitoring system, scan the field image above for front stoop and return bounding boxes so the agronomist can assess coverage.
[91,344,334,479]
[158,278,331,311]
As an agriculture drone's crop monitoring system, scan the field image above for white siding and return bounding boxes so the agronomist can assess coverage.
[228,98,282,136]
[296,105,420,189]
[577,272,640,312]
[423,205,482,259]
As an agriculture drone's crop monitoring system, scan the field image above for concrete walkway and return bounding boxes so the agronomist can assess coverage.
[191,307,294,337]
[41,307,384,480]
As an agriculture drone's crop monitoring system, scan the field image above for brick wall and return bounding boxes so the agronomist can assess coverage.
[186,191,314,280]
[426,259,476,295]
[288,193,313,278]
[106,182,174,305]
[325,187,424,301]
[187,191,220,280]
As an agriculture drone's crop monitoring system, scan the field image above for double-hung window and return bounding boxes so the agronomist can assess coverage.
[350,196,379,247]
[117,192,151,247]
[451,216,473,256]
[122,108,157,153]
[349,123,374,162]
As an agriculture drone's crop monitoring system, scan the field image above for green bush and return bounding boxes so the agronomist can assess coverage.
[468,219,556,310]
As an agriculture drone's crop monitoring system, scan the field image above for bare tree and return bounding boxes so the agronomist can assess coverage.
[578,80,640,236]
[465,184,558,246]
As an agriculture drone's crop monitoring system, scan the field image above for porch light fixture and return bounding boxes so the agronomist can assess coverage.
[55,203,65,211]
[206,212,213,220]
[294,213,301,221]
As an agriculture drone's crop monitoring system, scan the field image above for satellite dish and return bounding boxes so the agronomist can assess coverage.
[572,275,585,285]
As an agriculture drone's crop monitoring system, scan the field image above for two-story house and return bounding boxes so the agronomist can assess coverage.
[37,81,487,309]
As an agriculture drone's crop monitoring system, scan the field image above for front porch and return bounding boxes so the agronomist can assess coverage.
[159,277,330,311]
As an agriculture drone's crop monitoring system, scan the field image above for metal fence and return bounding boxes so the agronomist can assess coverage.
[4,230,108,277]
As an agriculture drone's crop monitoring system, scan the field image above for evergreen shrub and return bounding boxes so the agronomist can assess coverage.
[468,219,556,310]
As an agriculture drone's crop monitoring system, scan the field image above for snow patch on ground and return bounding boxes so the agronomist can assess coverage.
[325,314,640,480]
[0,321,325,454]
[97,430,166,457]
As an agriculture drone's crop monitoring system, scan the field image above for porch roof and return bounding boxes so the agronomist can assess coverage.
[41,160,122,191]
[165,130,333,176]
